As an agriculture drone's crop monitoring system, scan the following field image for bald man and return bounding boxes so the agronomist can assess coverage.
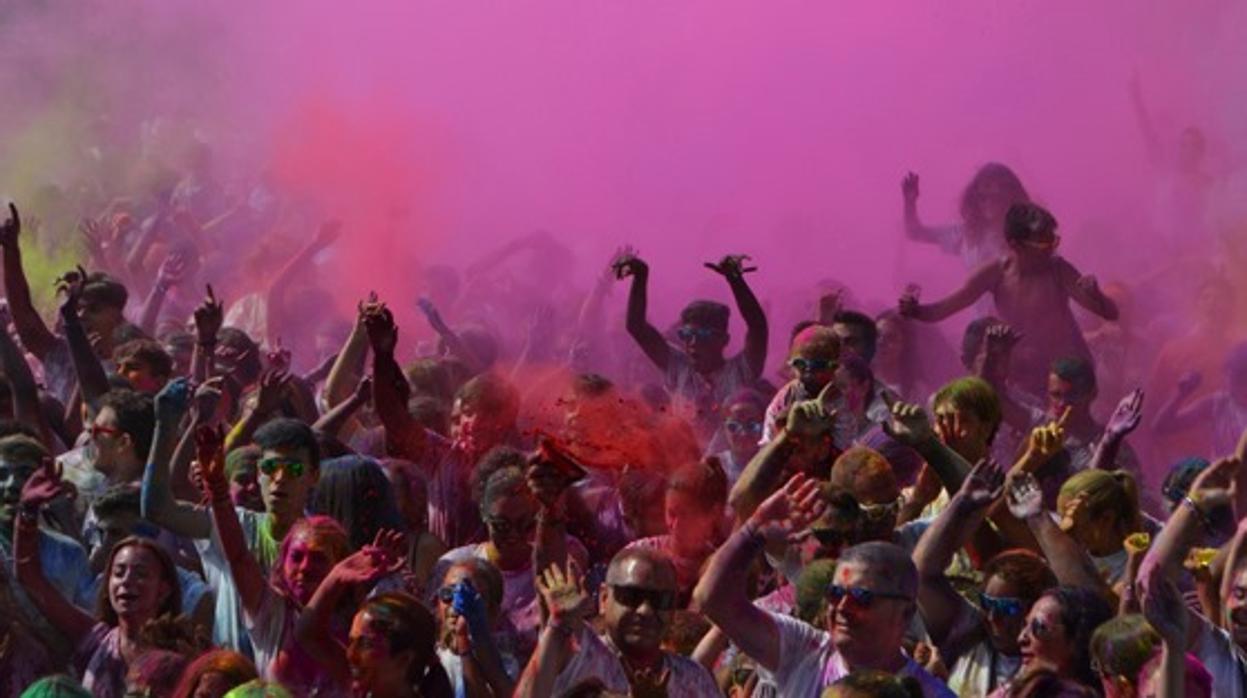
[516,548,720,697]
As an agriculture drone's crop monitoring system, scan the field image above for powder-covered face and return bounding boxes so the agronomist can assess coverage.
[281,529,337,605]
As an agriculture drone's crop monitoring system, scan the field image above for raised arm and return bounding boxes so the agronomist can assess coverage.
[1091,389,1144,471]
[694,474,824,673]
[294,532,406,688]
[137,251,189,336]
[56,267,110,412]
[14,459,96,641]
[313,376,371,439]
[977,324,1033,433]
[264,220,339,346]
[141,378,211,539]
[612,250,670,372]
[901,172,947,245]
[881,395,974,495]
[417,297,486,374]
[1151,371,1214,435]
[223,369,290,453]
[0,204,59,360]
[0,304,52,445]
[322,297,372,409]
[190,285,224,384]
[913,460,1006,648]
[898,261,999,323]
[515,561,592,698]
[198,424,266,618]
[706,254,768,378]
[1006,473,1111,598]
[363,302,428,461]
[1058,261,1119,321]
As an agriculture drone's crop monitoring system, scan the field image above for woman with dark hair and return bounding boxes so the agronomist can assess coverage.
[297,545,452,698]
[623,457,729,604]
[310,455,407,551]
[987,586,1114,696]
[902,163,1031,270]
[172,649,259,698]
[16,461,181,698]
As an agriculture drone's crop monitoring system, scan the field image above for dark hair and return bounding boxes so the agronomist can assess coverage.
[679,300,730,333]
[828,669,924,698]
[471,446,527,506]
[479,467,531,515]
[443,558,505,617]
[356,593,451,697]
[0,418,40,442]
[960,162,1030,232]
[81,272,129,311]
[837,354,873,385]
[1051,357,1097,400]
[92,483,142,520]
[409,395,450,436]
[1161,457,1209,508]
[455,373,520,430]
[1090,614,1160,686]
[832,311,878,362]
[0,433,50,465]
[125,650,188,698]
[216,328,262,386]
[667,457,728,513]
[1040,586,1115,688]
[113,339,174,382]
[98,537,182,627]
[172,650,258,698]
[310,456,406,550]
[98,389,156,463]
[1004,202,1057,243]
[253,418,320,473]
[981,549,1057,604]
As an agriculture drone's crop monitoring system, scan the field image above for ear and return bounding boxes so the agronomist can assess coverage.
[599,585,610,609]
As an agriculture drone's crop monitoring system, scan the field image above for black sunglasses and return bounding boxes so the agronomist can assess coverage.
[610,584,677,611]
[827,584,911,608]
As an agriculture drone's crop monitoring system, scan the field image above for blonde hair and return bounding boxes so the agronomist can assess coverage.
[1059,469,1140,534]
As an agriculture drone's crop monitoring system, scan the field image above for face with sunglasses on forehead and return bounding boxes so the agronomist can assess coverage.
[602,550,680,664]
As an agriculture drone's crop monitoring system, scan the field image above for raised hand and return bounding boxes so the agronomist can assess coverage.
[193,376,226,420]
[897,285,921,318]
[1186,456,1241,515]
[537,560,591,625]
[984,323,1023,356]
[352,375,373,404]
[364,528,408,574]
[785,381,838,439]
[747,473,826,544]
[902,172,920,204]
[255,369,291,415]
[155,251,190,291]
[610,248,648,280]
[19,458,75,511]
[154,376,193,423]
[1176,370,1203,400]
[193,285,224,345]
[78,217,113,263]
[415,297,448,333]
[362,304,399,355]
[625,663,672,698]
[264,338,292,373]
[1005,472,1045,521]
[704,254,757,279]
[1018,408,1069,470]
[954,459,1006,513]
[0,203,20,248]
[881,394,935,447]
[55,265,89,317]
[1106,388,1145,438]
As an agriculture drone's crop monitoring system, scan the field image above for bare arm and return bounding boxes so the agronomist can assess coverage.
[363,303,429,462]
[614,254,671,372]
[901,262,999,323]
[1007,474,1112,598]
[1058,261,1118,321]
[901,172,947,245]
[1091,389,1144,471]
[417,298,486,374]
[313,377,370,439]
[141,379,211,539]
[709,256,768,379]
[516,561,591,698]
[977,324,1032,433]
[137,252,188,337]
[57,273,110,412]
[0,309,52,445]
[264,220,339,346]
[0,204,59,360]
[201,437,267,620]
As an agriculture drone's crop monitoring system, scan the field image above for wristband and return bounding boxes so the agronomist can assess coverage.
[1181,495,1214,531]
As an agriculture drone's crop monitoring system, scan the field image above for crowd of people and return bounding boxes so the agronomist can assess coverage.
[0,147,1244,698]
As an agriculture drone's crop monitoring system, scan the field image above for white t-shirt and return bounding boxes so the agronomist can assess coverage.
[196,506,275,653]
[1193,617,1247,698]
[551,627,720,697]
[766,610,955,698]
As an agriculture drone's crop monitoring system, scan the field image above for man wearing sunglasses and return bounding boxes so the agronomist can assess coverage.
[898,201,1118,397]
[612,250,768,442]
[518,548,719,697]
[696,474,955,697]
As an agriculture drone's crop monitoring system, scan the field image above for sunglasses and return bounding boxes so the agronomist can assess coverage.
[788,357,835,374]
[858,498,901,522]
[978,592,1025,617]
[258,457,306,478]
[725,419,763,436]
[610,584,677,611]
[827,584,911,608]
[676,325,724,343]
[486,516,536,537]
[1025,617,1057,640]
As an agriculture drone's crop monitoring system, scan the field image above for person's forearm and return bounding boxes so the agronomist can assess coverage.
[623,272,667,367]
[191,337,215,383]
[312,391,366,439]
[533,517,569,586]
[1148,504,1203,582]
[692,625,730,670]
[373,348,427,460]
[514,623,576,698]
[903,202,940,244]
[3,243,57,359]
[462,638,515,698]
[913,438,971,495]
[293,574,352,686]
[169,416,200,503]
[0,328,51,445]
[14,508,95,641]
[727,275,767,350]
[207,479,265,615]
[693,523,765,620]
[303,352,338,387]
[1026,513,1110,595]
[60,312,109,412]
[728,433,798,521]
[914,495,987,578]
[137,281,169,337]
[1089,431,1126,471]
